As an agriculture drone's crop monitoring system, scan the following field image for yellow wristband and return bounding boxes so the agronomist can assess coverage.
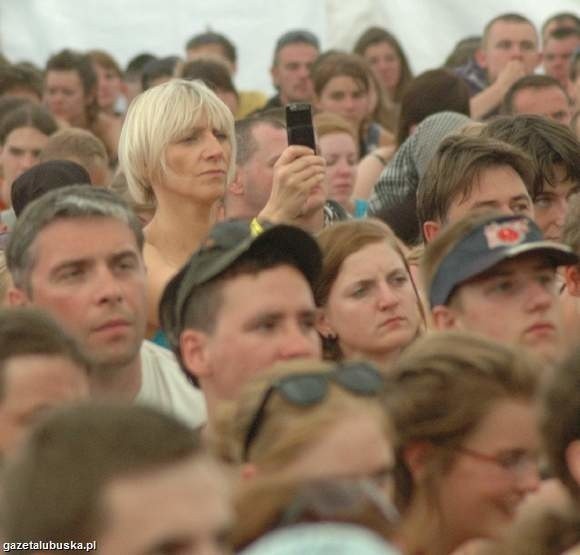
[250,217,264,237]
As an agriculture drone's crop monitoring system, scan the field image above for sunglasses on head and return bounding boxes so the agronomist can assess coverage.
[242,361,385,461]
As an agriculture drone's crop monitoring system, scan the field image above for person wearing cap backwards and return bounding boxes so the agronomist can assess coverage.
[160,218,323,425]
[421,212,577,366]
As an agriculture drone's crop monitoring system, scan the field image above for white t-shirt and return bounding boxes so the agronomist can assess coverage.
[136,340,207,429]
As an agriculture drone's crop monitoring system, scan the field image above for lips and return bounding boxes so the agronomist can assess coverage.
[379,316,407,329]
[93,318,131,333]
[525,321,556,336]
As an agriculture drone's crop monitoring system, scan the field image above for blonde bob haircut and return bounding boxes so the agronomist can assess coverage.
[118,78,236,205]
[214,358,393,471]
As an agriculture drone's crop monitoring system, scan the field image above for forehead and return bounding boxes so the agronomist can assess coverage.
[277,42,318,63]
[218,264,313,308]
[32,217,139,267]
[514,85,568,107]
[463,251,555,285]
[4,126,49,146]
[324,75,366,91]
[46,69,83,88]
[252,122,286,146]
[487,20,537,43]
[319,132,357,151]
[545,35,580,51]
[365,40,397,56]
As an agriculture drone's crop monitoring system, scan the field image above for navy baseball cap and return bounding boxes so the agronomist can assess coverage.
[159,219,322,351]
[429,214,578,307]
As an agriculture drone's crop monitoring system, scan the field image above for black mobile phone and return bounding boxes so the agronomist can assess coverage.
[286,103,317,152]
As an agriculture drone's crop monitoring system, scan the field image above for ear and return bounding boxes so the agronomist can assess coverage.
[240,463,258,481]
[566,440,580,489]
[315,308,336,339]
[431,305,461,331]
[7,286,30,307]
[228,168,245,196]
[474,47,487,69]
[564,265,580,297]
[402,441,434,482]
[423,220,440,243]
[179,329,212,384]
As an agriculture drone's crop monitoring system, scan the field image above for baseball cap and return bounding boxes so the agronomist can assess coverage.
[11,160,91,217]
[159,219,322,350]
[429,214,578,307]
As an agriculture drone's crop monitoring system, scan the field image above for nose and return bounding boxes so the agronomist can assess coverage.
[278,323,321,360]
[203,132,226,160]
[376,281,399,311]
[19,152,38,172]
[510,44,525,60]
[336,158,353,177]
[523,279,556,313]
[516,461,541,494]
[97,267,125,305]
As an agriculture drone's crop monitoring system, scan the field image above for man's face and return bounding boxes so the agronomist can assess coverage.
[543,36,580,86]
[534,165,580,241]
[0,354,89,456]
[480,21,540,83]
[237,123,287,215]
[425,165,534,241]
[434,254,564,365]
[181,265,322,403]
[98,457,232,555]
[15,218,147,370]
[271,42,318,104]
[44,70,91,126]
[511,86,572,125]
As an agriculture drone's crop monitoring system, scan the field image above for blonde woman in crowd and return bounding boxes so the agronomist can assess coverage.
[118,78,235,340]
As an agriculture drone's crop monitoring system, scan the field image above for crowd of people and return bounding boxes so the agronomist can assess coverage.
[0,8,579,555]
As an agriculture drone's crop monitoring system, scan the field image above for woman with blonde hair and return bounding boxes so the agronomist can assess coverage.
[314,219,423,369]
[387,331,542,555]
[217,358,394,484]
[118,78,235,339]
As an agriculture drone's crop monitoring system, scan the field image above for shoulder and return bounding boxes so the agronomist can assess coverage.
[139,341,207,428]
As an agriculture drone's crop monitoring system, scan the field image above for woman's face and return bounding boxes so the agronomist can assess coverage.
[437,399,541,545]
[162,114,232,206]
[320,240,420,365]
[44,69,91,126]
[0,126,49,206]
[363,41,402,95]
[318,132,358,208]
[316,76,369,127]
[94,63,123,112]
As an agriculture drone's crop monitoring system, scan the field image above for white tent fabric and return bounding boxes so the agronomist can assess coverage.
[1,0,579,94]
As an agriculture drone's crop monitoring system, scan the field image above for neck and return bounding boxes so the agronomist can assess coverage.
[398,497,468,555]
[294,207,324,234]
[89,354,142,401]
[145,193,217,266]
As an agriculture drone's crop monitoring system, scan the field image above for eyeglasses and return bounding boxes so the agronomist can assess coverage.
[454,446,539,477]
[242,362,385,461]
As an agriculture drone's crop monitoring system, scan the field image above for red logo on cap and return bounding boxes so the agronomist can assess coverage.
[484,220,529,249]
